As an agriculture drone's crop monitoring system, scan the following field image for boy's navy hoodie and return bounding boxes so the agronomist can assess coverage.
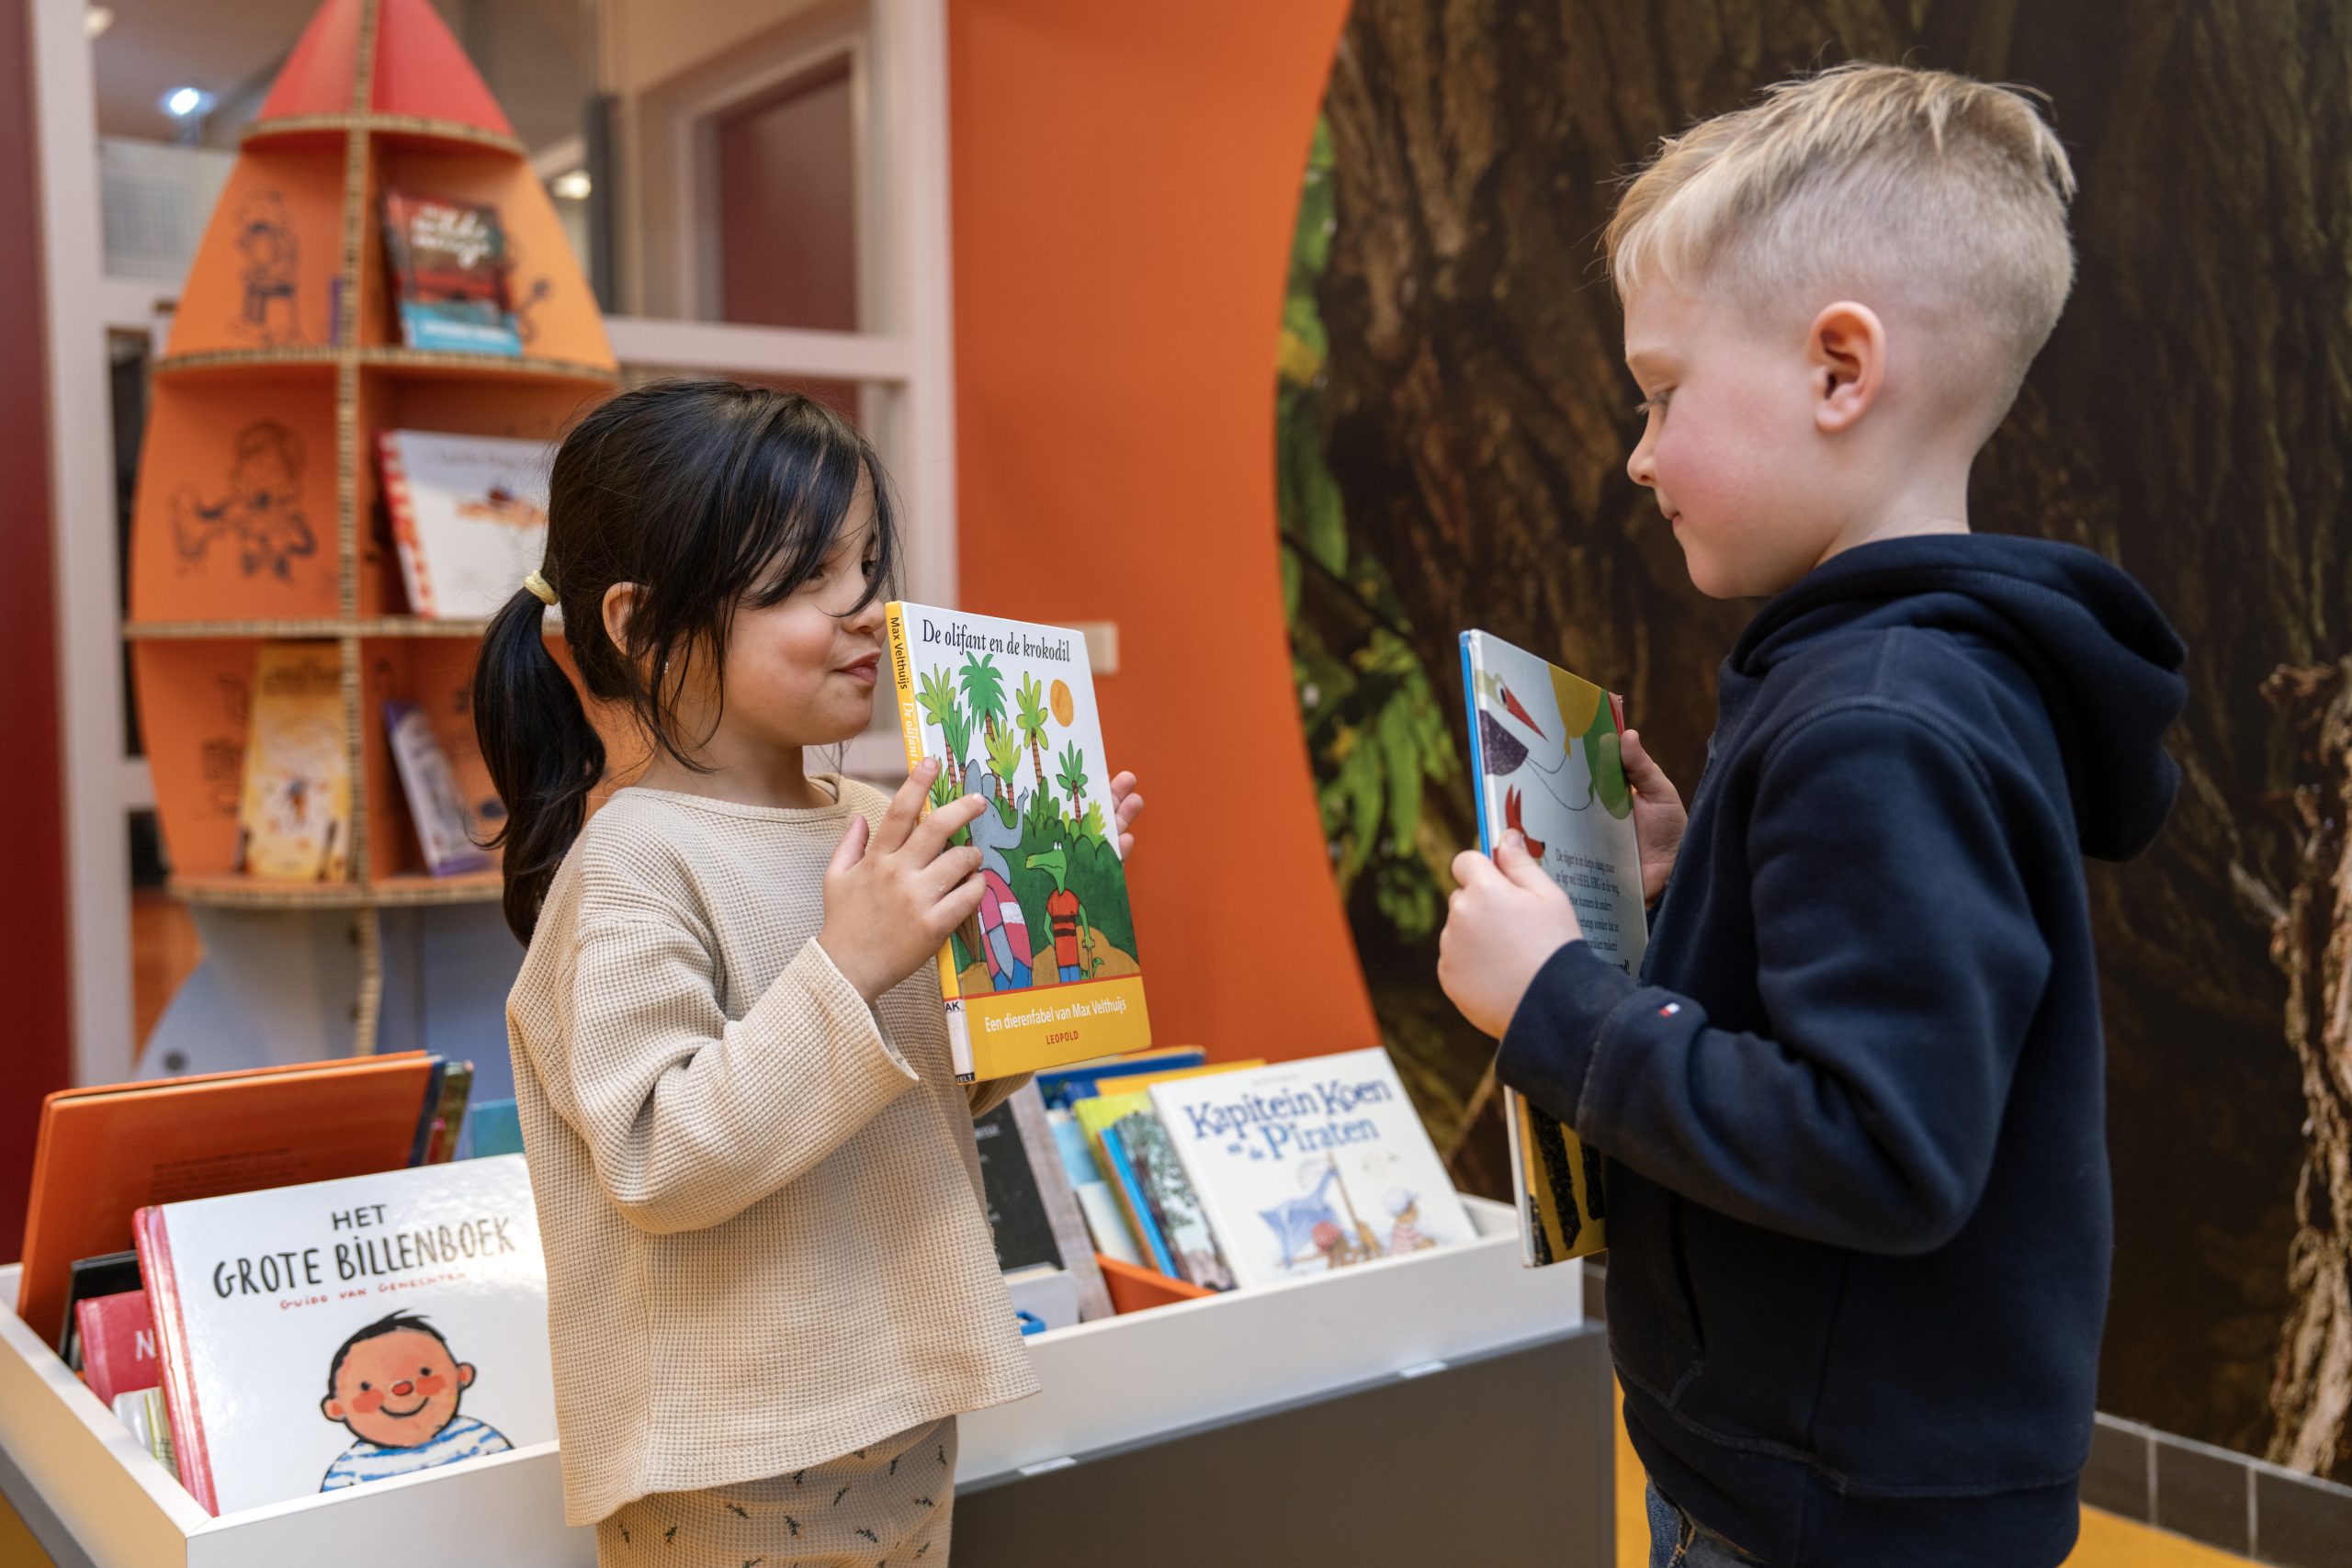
[1498,534,2187,1568]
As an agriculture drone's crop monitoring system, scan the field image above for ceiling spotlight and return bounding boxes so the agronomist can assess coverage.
[550,170,592,201]
[162,86,210,119]
[85,6,113,39]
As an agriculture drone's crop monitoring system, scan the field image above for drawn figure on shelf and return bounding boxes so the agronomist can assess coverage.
[318,1312,511,1492]
[232,191,300,344]
[1024,849,1098,983]
[172,421,318,581]
[1385,1188,1435,1256]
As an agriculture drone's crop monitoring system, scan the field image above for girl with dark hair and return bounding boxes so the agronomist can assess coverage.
[475,380,1142,1565]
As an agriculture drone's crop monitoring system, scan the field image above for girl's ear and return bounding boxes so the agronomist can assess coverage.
[601,581,646,653]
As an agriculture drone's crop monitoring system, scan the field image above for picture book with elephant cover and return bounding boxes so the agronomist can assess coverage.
[884,602,1150,1080]
[1459,629,1645,1268]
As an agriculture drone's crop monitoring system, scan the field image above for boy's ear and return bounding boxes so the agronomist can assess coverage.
[322,1396,345,1422]
[1808,301,1885,434]
[458,1362,476,1388]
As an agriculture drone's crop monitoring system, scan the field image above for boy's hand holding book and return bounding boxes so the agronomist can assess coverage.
[1439,831,1586,1039]
[820,759,990,1004]
[1619,728,1687,907]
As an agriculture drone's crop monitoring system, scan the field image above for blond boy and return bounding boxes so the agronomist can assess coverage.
[1439,64,2188,1567]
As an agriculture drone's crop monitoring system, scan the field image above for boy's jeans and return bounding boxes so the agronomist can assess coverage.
[1646,1483,1768,1567]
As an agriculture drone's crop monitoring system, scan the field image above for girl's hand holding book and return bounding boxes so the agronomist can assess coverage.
[818,759,990,1004]
[1108,771,1145,858]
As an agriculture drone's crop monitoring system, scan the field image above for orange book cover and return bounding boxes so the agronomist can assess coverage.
[15,1054,437,1355]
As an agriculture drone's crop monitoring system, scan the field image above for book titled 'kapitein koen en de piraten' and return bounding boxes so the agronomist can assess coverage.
[884,602,1150,1081]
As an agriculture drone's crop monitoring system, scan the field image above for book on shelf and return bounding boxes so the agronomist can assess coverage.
[384,702,496,878]
[1148,1048,1476,1290]
[1046,1107,1142,1268]
[17,1055,450,1357]
[1110,1101,1237,1291]
[379,191,522,356]
[134,1155,553,1517]
[374,429,553,621]
[58,1250,142,1371]
[971,1084,1112,1321]
[1096,1120,1178,1279]
[884,602,1151,1080]
[76,1288,160,1409]
[234,642,350,882]
[1035,1046,1205,1110]
[1459,629,1642,1267]
[115,1386,175,1472]
[1004,1265,1082,1337]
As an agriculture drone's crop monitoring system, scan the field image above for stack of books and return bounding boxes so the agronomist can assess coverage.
[17,1056,558,1515]
[1036,1045,1480,1293]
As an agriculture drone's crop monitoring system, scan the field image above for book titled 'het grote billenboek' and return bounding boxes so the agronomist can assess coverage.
[133,1156,552,1516]
[885,602,1149,1081]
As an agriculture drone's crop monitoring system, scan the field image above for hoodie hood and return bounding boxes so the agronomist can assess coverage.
[1729,534,2188,861]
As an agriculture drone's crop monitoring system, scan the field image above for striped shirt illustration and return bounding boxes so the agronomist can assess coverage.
[321,1415,511,1491]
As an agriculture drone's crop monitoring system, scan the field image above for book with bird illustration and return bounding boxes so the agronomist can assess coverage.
[884,602,1151,1080]
[1459,629,1647,1268]
[1148,1048,1475,1290]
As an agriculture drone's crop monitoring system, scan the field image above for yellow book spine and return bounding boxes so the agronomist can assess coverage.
[886,603,974,1073]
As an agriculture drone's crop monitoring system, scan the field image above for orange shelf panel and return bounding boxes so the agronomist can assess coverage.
[130,378,343,625]
[162,147,350,359]
[132,640,263,881]
[359,636,503,884]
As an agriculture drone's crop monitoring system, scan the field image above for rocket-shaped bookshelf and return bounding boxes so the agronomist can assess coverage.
[126,0,615,1057]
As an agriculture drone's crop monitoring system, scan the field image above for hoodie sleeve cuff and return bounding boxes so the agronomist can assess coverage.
[1497,942,1642,1128]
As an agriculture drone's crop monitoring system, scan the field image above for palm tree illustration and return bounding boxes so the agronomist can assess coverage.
[983,723,1025,807]
[916,668,966,792]
[1013,673,1052,795]
[1055,740,1089,821]
[959,652,1009,751]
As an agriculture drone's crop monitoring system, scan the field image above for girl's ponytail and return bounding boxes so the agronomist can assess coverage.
[474,584,604,942]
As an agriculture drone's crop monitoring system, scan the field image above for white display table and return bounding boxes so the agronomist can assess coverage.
[0,1199,1604,1566]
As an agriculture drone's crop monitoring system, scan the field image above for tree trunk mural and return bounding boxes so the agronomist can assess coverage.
[1290,0,2351,1473]
[2263,659,2352,1476]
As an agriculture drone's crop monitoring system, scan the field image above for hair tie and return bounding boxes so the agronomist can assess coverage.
[523,570,558,606]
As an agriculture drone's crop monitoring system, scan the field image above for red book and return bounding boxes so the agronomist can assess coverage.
[76,1290,160,1408]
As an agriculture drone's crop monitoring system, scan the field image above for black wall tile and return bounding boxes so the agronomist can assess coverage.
[2255,1464,2352,1568]
[2155,1438,2251,1554]
[2082,1419,2152,1521]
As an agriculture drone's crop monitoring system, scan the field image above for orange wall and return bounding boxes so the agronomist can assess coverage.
[949,0,1374,1062]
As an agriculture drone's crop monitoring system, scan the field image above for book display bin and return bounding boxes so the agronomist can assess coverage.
[126,0,616,1061]
[0,1200,1612,1566]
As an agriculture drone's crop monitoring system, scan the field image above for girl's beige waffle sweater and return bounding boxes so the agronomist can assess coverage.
[505,780,1037,1526]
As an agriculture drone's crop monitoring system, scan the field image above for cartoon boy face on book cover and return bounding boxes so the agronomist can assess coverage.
[887,602,1151,1077]
[135,1156,552,1515]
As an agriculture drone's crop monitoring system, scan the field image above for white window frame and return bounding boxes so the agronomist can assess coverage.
[32,0,957,1082]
